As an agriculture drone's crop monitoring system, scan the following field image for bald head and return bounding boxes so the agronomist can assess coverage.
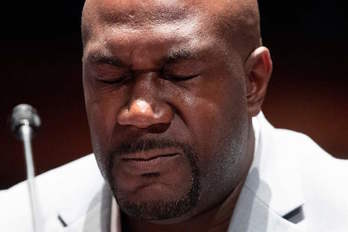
[82,0,261,59]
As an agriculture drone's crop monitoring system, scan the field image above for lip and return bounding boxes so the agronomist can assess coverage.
[122,153,178,162]
[121,147,180,160]
[119,150,181,174]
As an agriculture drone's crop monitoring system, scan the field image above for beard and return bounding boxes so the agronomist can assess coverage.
[107,139,201,220]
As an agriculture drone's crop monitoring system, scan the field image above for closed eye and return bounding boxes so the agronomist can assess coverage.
[163,73,200,82]
[97,72,133,85]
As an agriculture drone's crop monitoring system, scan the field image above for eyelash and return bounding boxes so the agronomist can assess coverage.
[163,73,199,82]
[97,73,132,85]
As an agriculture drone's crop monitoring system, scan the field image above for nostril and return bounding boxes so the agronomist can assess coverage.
[141,172,160,178]
[147,123,171,133]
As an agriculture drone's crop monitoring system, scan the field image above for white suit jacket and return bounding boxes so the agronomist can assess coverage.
[1,113,348,232]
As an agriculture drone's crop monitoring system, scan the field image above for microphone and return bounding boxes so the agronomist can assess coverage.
[10,104,43,232]
[11,104,41,139]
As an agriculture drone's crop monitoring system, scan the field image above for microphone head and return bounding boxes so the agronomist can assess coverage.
[10,104,41,138]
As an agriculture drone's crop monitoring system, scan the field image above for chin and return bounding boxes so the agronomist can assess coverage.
[114,177,200,221]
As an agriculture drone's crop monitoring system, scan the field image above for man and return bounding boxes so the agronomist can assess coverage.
[1,0,348,231]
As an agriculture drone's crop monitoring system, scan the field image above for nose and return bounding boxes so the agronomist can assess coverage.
[117,76,173,130]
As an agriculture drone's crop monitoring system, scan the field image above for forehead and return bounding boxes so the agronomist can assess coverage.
[83,0,232,59]
[83,0,261,60]
[83,0,234,42]
[86,0,231,24]
[95,0,195,25]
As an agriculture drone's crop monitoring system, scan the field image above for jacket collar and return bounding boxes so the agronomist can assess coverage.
[250,113,304,216]
[60,184,113,232]
[42,155,108,232]
[228,113,305,232]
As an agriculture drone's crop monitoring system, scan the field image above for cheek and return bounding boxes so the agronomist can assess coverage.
[190,97,245,158]
[84,77,128,159]
[170,74,248,180]
[175,80,246,151]
[175,79,249,209]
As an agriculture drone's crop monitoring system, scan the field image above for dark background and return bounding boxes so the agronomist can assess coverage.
[1,1,347,189]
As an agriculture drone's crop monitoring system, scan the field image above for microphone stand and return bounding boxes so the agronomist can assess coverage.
[20,123,42,232]
[11,104,43,232]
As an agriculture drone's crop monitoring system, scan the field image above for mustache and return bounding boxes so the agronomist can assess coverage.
[110,138,191,157]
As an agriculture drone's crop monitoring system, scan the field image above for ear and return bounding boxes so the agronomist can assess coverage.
[244,46,273,117]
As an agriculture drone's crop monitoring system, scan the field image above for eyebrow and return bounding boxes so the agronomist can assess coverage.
[85,47,204,69]
[166,48,200,63]
[86,51,127,67]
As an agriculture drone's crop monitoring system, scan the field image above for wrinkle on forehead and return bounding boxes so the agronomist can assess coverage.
[83,20,221,69]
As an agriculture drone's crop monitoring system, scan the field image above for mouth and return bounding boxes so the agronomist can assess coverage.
[119,150,181,175]
[122,153,179,162]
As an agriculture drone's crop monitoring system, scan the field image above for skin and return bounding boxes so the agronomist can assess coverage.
[82,0,272,231]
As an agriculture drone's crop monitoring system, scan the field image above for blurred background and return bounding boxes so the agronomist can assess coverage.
[1,0,347,189]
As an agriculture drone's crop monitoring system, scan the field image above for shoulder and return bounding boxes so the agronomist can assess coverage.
[273,126,348,191]
[2,154,101,197]
[254,112,348,170]
[254,113,348,231]
[0,154,104,231]
[282,130,348,231]
[271,124,348,181]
